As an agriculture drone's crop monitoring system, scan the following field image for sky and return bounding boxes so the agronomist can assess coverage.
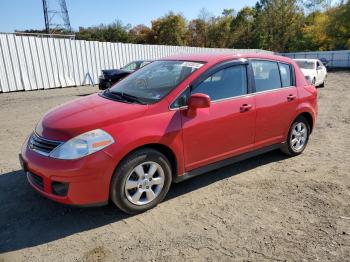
[0,0,257,32]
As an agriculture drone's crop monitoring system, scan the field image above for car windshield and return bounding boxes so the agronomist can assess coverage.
[296,60,315,69]
[109,60,204,104]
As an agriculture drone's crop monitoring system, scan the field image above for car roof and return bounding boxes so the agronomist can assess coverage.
[161,52,292,64]
[293,58,318,62]
[126,60,152,64]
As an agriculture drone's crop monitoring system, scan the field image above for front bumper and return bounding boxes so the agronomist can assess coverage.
[20,137,116,206]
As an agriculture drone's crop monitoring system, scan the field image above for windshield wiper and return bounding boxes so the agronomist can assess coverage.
[110,91,146,105]
[103,89,127,102]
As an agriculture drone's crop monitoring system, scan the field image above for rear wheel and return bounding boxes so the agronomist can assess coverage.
[281,116,310,156]
[110,148,172,214]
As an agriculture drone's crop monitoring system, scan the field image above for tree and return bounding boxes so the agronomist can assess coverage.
[302,0,332,13]
[300,11,330,50]
[326,1,350,49]
[76,20,131,42]
[150,12,187,45]
[254,0,304,52]
[230,7,257,48]
[18,1,350,52]
[222,8,235,16]
[186,19,208,47]
[207,13,234,48]
[129,24,153,44]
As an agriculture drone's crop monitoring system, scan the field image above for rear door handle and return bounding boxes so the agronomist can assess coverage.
[287,94,296,101]
[240,104,253,112]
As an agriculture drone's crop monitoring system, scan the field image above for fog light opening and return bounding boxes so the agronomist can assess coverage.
[52,181,69,196]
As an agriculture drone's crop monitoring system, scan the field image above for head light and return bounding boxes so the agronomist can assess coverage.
[49,129,114,160]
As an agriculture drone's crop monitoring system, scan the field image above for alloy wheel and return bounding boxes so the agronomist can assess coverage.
[124,161,165,205]
[290,122,308,152]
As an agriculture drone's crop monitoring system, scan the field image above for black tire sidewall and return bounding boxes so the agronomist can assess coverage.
[110,148,172,214]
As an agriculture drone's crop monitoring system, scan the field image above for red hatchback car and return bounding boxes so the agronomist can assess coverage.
[20,53,317,214]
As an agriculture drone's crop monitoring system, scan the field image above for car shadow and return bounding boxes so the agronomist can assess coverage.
[0,150,286,253]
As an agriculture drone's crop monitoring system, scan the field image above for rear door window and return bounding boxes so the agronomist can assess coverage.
[251,60,282,92]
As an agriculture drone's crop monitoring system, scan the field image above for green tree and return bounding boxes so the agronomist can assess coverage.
[76,20,131,42]
[150,12,188,45]
[186,19,208,47]
[254,0,304,52]
[299,11,330,50]
[326,1,350,49]
[207,13,234,48]
[230,7,257,48]
[129,24,153,44]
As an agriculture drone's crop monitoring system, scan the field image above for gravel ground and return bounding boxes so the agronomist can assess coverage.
[0,72,349,261]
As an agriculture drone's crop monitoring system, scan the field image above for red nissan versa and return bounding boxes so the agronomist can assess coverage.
[20,53,318,214]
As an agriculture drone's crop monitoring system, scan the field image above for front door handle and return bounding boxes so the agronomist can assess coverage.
[287,94,296,101]
[240,104,253,112]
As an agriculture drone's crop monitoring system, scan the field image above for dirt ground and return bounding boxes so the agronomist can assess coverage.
[0,72,349,261]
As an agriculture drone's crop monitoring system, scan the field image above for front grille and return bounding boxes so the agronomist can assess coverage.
[27,172,44,191]
[29,133,62,156]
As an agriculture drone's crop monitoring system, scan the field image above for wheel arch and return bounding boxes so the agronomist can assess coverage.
[113,143,178,182]
[296,111,314,133]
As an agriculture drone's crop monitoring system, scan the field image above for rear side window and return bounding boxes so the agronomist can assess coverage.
[251,60,281,92]
[122,62,137,71]
[192,65,247,101]
[278,63,292,87]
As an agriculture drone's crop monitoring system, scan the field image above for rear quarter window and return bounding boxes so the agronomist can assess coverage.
[251,60,281,92]
[278,63,293,87]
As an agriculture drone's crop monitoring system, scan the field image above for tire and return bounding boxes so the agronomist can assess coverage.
[319,77,326,88]
[110,148,172,214]
[280,116,310,156]
[312,77,316,85]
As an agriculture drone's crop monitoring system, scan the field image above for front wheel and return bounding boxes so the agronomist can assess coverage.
[312,77,316,85]
[281,116,310,156]
[319,77,326,88]
[110,148,172,214]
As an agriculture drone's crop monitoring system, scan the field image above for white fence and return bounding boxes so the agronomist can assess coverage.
[0,33,272,93]
[282,50,350,68]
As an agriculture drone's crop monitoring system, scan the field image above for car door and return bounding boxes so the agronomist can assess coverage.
[177,62,256,171]
[251,60,298,148]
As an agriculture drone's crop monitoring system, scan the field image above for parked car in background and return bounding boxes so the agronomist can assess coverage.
[98,60,152,90]
[294,59,327,87]
[20,53,317,214]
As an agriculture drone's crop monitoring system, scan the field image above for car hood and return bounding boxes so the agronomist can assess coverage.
[35,93,148,141]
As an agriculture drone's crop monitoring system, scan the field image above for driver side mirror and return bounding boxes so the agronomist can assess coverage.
[317,65,323,70]
[187,93,211,110]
